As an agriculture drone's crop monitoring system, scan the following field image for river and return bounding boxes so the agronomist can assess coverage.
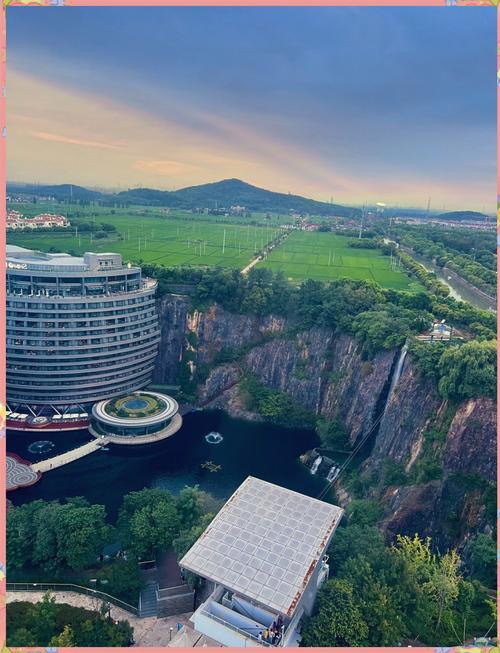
[7,410,333,520]
[398,244,496,312]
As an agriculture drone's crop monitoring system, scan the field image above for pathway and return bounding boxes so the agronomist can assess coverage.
[6,590,193,647]
[30,439,109,473]
[241,254,262,275]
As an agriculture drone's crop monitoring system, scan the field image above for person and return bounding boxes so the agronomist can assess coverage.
[258,632,263,642]
[263,629,269,641]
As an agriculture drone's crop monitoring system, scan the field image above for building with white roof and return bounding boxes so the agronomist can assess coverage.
[180,476,343,647]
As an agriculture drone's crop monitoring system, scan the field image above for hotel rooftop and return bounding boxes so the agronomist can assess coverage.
[180,477,343,647]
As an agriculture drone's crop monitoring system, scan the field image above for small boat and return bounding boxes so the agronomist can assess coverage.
[100,447,110,451]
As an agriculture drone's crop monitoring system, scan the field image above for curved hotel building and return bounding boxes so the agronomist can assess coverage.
[6,245,162,432]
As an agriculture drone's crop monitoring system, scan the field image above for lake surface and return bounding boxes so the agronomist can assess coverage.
[7,410,332,520]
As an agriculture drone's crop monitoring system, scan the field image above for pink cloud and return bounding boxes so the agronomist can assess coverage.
[33,131,122,150]
[133,159,201,176]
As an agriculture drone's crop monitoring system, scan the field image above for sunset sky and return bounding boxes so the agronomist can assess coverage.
[7,6,496,210]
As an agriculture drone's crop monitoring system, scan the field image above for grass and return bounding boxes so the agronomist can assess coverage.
[257,231,423,290]
[8,211,284,269]
[8,202,421,291]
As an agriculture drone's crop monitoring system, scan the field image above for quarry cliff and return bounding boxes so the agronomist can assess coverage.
[152,294,496,548]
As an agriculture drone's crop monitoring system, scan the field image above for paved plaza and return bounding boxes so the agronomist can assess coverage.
[6,453,40,491]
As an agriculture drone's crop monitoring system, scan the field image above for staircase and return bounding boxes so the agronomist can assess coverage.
[139,581,158,618]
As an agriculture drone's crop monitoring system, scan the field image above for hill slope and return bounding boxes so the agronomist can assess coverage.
[8,178,359,217]
[435,210,488,222]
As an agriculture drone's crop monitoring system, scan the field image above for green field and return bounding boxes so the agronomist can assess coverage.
[7,211,284,269]
[257,231,422,290]
[8,201,293,226]
[8,203,420,290]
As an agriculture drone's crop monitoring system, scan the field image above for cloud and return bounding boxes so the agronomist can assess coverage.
[133,159,201,176]
[33,131,122,150]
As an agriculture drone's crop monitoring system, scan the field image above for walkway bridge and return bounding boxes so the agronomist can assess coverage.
[30,438,109,473]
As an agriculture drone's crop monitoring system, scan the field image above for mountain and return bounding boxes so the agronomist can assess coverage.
[434,210,489,222]
[7,183,106,202]
[7,178,359,217]
[173,178,358,217]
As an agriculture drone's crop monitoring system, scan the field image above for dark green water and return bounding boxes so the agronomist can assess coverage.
[7,410,331,520]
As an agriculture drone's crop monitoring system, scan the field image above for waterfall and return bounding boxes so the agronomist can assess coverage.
[384,344,408,413]
[310,455,322,475]
[326,465,339,483]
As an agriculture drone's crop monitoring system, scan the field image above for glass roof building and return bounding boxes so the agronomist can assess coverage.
[6,245,160,424]
[180,477,343,647]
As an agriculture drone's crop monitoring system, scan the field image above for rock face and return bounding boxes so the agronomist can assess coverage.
[443,398,496,483]
[369,358,443,470]
[152,295,190,384]
[152,295,496,545]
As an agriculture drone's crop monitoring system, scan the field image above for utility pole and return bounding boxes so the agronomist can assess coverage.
[222,229,226,254]
[358,203,365,239]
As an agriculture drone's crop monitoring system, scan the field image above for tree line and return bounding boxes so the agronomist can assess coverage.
[301,510,496,647]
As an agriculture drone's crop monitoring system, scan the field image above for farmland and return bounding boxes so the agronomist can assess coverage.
[257,231,422,290]
[7,210,285,269]
[7,203,420,290]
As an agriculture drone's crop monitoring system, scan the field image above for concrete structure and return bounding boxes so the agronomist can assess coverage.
[6,245,160,429]
[180,477,343,648]
[90,391,182,443]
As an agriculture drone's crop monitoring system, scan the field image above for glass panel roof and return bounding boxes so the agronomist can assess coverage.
[180,476,343,617]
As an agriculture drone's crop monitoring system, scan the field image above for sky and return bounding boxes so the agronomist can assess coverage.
[7,6,497,210]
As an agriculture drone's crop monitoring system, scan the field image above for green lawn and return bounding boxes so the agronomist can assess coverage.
[8,204,421,291]
[7,212,284,269]
[257,231,422,290]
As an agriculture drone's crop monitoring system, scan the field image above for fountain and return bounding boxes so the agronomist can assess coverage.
[28,440,55,455]
[310,455,322,475]
[205,431,224,444]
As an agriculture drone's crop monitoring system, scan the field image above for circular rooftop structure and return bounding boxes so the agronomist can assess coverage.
[90,391,182,444]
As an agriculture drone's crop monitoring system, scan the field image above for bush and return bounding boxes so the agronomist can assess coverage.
[345,499,383,526]
[382,460,408,486]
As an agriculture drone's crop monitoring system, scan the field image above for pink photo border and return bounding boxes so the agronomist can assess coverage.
[0,1,497,652]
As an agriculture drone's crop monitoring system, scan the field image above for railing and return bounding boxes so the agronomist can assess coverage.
[6,582,139,616]
[198,607,274,647]
[157,584,193,599]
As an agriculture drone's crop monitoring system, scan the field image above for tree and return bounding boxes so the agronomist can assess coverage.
[173,513,215,588]
[345,499,383,526]
[300,579,369,646]
[328,524,387,571]
[29,591,57,644]
[9,627,36,647]
[96,558,143,604]
[338,555,407,645]
[119,488,181,559]
[7,500,43,569]
[50,624,76,647]
[316,417,349,450]
[176,486,203,530]
[29,498,112,572]
[437,340,496,400]
[468,534,496,588]
[392,534,461,641]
